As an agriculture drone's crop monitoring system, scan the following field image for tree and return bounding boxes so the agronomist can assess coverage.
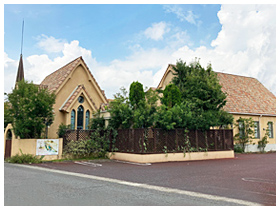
[171,58,233,130]
[4,101,13,129]
[154,102,193,130]
[258,127,269,153]
[161,83,181,108]
[108,87,133,129]
[234,117,255,152]
[129,81,145,109]
[7,80,56,138]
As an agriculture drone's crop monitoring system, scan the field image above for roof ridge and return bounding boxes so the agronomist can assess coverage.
[43,56,82,80]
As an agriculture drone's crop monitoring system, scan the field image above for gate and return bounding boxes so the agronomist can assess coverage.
[5,129,12,158]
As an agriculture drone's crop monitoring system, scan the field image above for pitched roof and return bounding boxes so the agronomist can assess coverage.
[59,85,98,112]
[158,64,276,116]
[40,56,107,102]
[40,56,81,92]
[217,72,276,116]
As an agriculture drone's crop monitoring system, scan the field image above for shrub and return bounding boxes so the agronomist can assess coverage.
[57,123,70,138]
[234,145,243,153]
[6,149,44,164]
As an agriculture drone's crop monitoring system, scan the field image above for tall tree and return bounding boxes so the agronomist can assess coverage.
[7,80,56,138]
[129,81,145,109]
[172,58,233,130]
[161,83,181,108]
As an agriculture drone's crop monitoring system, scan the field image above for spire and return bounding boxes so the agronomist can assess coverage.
[16,19,25,84]
[16,54,24,82]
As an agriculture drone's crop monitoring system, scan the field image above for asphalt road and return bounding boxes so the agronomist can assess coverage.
[4,153,276,206]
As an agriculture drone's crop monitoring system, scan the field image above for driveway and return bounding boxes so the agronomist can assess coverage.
[6,153,276,205]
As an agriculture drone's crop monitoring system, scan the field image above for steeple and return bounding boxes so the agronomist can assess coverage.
[16,54,24,82]
[15,19,24,84]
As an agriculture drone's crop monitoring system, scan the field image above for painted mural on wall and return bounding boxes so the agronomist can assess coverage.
[36,139,59,155]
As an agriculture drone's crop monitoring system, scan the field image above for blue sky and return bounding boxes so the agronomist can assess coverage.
[4,3,276,99]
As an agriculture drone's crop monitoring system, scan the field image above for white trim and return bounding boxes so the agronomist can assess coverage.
[229,112,276,117]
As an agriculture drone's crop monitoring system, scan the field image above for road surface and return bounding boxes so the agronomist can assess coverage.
[4,153,276,206]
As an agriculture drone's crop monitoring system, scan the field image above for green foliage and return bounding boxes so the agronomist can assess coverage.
[63,128,113,159]
[109,85,158,129]
[90,110,106,130]
[109,58,233,131]
[4,101,13,129]
[63,139,93,158]
[171,58,233,130]
[234,145,244,153]
[161,83,181,108]
[155,102,193,130]
[129,81,145,109]
[258,127,269,153]
[7,80,56,138]
[57,123,70,138]
[108,87,133,129]
[6,149,44,164]
[234,117,255,152]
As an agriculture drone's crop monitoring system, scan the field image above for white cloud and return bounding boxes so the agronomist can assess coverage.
[4,4,276,100]
[144,21,170,41]
[163,5,199,25]
[172,4,276,95]
[36,34,67,53]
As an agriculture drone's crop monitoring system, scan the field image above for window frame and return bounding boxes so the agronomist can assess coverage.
[254,121,260,139]
[267,122,273,138]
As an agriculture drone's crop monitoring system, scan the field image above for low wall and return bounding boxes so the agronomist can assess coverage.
[5,124,63,161]
[109,150,234,163]
[11,138,63,161]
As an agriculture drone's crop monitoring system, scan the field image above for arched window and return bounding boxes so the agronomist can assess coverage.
[85,110,90,130]
[77,105,84,130]
[71,109,76,129]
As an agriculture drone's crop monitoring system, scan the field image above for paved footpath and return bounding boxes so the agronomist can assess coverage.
[6,153,276,206]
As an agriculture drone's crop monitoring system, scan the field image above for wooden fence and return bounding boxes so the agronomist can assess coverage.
[63,128,233,154]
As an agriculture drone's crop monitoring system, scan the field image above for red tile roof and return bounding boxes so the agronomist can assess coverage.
[158,64,276,116]
[40,56,108,102]
[40,57,81,92]
[217,72,276,116]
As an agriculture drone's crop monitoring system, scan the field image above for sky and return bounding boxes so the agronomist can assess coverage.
[3,2,277,99]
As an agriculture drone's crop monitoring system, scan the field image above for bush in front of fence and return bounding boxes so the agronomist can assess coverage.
[63,127,114,159]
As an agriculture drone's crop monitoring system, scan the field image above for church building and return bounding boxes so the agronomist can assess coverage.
[157,64,276,152]
[40,56,108,138]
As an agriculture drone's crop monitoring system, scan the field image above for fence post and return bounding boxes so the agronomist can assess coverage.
[141,129,145,154]
[231,129,234,150]
[205,130,208,150]
[223,129,226,150]
[214,130,217,150]
[76,129,79,141]
[153,129,157,153]
[195,130,198,150]
[175,129,178,150]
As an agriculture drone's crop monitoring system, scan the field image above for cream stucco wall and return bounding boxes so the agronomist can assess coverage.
[4,124,63,160]
[47,63,107,138]
[109,151,234,163]
[232,114,276,145]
